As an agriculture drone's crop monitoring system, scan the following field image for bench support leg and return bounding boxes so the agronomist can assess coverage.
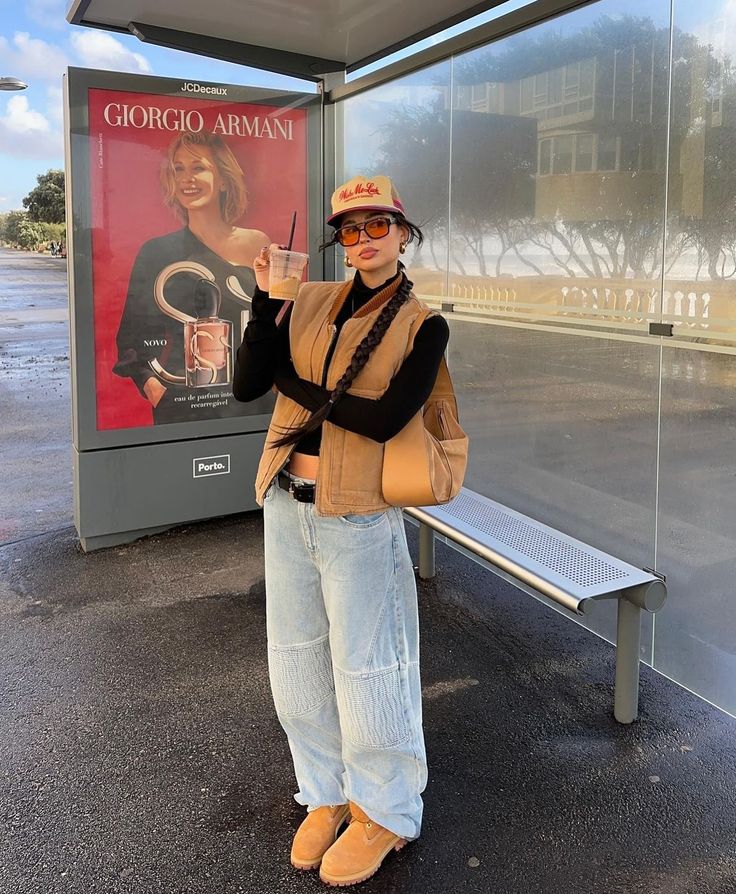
[418,522,435,579]
[614,597,641,724]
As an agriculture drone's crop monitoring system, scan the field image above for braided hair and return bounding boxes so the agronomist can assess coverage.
[270,270,415,448]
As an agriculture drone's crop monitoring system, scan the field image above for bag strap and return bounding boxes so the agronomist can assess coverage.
[432,355,456,401]
[408,306,457,402]
[406,306,432,344]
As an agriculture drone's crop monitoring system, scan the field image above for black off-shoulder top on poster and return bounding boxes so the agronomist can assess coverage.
[113,226,272,424]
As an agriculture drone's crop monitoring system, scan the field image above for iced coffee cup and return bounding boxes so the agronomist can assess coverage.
[268,249,309,300]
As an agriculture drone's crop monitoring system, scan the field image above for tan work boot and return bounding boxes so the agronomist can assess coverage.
[318,801,408,886]
[291,804,351,871]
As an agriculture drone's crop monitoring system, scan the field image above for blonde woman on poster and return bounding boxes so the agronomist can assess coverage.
[113,130,270,424]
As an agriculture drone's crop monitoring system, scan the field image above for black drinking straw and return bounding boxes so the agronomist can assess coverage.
[287,211,297,251]
[274,211,299,327]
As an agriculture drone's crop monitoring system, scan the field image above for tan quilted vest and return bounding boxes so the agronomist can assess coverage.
[254,276,431,515]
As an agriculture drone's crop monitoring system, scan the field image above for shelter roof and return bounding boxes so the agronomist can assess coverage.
[66,0,508,81]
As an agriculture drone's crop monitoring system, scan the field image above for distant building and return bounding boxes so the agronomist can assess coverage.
[453,41,675,223]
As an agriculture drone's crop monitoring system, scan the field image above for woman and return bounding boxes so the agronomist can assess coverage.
[113,130,270,424]
[233,175,449,887]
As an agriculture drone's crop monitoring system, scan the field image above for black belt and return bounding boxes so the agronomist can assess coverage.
[277,471,315,503]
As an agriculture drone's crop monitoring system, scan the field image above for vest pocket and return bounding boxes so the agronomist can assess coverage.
[330,426,385,503]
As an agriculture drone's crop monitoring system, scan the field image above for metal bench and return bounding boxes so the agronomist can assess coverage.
[405,488,667,724]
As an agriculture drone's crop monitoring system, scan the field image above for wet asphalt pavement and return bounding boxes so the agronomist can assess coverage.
[1,248,735,894]
[0,249,71,544]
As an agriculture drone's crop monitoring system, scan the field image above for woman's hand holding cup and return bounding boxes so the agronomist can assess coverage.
[254,242,309,300]
[253,243,283,292]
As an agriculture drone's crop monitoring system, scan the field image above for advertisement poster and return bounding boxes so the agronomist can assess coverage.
[87,82,309,431]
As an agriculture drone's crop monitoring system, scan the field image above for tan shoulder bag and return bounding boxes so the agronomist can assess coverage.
[381,308,469,507]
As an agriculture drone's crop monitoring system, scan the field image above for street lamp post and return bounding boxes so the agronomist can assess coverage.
[0,77,28,91]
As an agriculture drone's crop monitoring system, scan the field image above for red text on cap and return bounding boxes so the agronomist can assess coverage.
[338,181,381,203]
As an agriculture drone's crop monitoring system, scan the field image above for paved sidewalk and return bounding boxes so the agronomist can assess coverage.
[1,515,735,894]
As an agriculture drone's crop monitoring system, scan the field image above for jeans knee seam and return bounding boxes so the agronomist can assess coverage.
[276,689,334,719]
[269,631,329,652]
[333,660,399,679]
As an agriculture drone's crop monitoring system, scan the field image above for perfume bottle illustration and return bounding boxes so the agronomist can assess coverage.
[148,260,248,388]
[184,279,231,386]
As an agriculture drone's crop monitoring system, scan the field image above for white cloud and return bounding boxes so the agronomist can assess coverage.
[1,95,50,135]
[70,31,152,74]
[0,95,62,159]
[0,31,70,82]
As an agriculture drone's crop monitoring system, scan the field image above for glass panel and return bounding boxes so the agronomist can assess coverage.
[340,61,452,296]
[447,0,671,646]
[447,323,661,645]
[336,0,736,716]
[657,0,736,714]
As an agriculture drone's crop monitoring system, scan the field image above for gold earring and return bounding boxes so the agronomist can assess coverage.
[399,242,407,254]
[344,256,353,268]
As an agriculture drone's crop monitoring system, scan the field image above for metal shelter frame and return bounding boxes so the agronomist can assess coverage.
[66,0,595,91]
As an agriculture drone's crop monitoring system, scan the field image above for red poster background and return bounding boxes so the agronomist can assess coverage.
[88,87,309,431]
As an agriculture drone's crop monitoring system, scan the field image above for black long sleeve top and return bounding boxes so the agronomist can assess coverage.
[233,271,449,455]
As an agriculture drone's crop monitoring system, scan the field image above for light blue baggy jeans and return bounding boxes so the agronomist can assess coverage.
[262,477,428,841]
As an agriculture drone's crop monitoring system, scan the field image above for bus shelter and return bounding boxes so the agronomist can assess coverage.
[65,0,736,719]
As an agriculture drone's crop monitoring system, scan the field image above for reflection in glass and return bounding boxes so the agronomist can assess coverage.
[339,0,736,715]
[656,0,736,714]
[450,9,670,314]
[341,62,452,296]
